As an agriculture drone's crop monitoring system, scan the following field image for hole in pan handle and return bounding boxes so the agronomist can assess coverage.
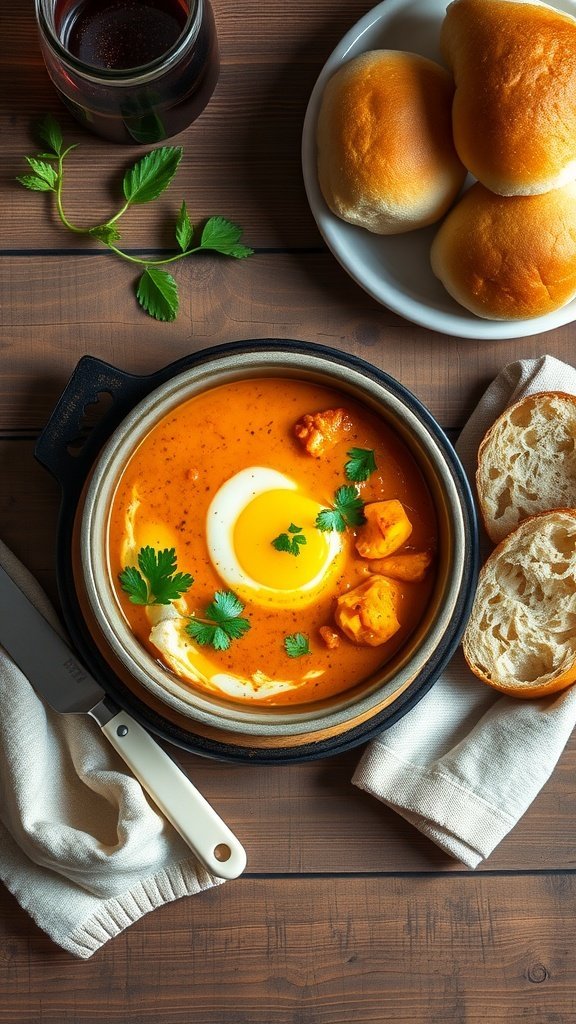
[101,709,247,880]
[34,354,153,498]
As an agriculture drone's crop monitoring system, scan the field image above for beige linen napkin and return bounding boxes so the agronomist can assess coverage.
[353,354,576,868]
[0,540,223,959]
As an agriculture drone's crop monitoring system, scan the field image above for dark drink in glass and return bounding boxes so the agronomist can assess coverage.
[35,0,219,144]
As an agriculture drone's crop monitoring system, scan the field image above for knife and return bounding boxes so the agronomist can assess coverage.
[0,563,247,880]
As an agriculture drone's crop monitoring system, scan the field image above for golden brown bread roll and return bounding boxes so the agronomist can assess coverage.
[441,0,576,196]
[316,50,466,234]
[430,181,576,319]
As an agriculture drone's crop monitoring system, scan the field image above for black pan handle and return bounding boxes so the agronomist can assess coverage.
[34,341,303,499]
[35,355,154,501]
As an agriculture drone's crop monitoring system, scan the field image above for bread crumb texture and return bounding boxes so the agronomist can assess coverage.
[477,392,576,542]
[462,511,576,697]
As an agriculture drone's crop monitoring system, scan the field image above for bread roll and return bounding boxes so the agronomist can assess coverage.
[476,392,576,543]
[430,181,576,319]
[316,50,466,234]
[441,0,576,196]
[462,510,576,698]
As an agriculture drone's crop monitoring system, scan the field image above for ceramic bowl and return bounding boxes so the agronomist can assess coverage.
[75,341,477,748]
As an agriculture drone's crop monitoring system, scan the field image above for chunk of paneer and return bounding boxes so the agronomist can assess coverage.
[367,550,433,583]
[294,407,352,457]
[319,625,341,650]
[355,499,412,560]
[334,576,401,647]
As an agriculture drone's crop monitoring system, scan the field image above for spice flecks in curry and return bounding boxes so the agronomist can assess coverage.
[108,378,437,705]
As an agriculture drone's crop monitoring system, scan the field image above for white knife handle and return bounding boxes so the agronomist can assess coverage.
[101,711,247,880]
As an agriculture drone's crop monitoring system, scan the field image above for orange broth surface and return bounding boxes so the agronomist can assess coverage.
[108,377,438,705]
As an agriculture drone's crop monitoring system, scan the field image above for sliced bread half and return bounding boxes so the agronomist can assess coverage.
[476,391,576,543]
[462,509,576,698]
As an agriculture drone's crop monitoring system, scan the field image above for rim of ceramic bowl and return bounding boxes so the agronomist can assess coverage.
[80,345,475,737]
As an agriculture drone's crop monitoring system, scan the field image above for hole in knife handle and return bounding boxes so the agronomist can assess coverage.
[214,844,232,862]
[66,390,114,457]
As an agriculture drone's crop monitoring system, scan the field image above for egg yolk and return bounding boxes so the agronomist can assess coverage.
[136,522,179,552]
[233,489,334,590]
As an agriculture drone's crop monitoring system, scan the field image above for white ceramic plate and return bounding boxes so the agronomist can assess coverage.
[302,0,576,340]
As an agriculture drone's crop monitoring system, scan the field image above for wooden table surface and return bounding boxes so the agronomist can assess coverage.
[2,1,576,1021]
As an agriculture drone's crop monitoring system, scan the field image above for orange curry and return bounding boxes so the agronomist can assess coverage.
[108,377,438,706]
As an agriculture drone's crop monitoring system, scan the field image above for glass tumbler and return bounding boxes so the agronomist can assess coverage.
[34,0,220,144]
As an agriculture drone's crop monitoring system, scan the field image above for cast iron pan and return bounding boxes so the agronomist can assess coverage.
[35,339,479,763]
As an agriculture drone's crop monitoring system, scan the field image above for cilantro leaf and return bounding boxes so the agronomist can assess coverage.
[205,592,251,638]
[345,447,377,483]
[185,591,251,651]
[175,200,194,252]
[272,532,292,553]
[89,223,122,244]
[119,546,194,606]
[184,621,220,648]
[137,547,194,604]
[207,590,244,619]
[200,216,254,258]
[272,523,307,557]
[16,174,56,192]
[37,113,63,156]
[117,565,149,605]
[24,157,59,189]
[123,145,183,205]
[315,507,347,533]
[316,485,366,533]
[17,155,59,192]
[284,633,311,658]
[333,485,366,526]
[136,267,179,321]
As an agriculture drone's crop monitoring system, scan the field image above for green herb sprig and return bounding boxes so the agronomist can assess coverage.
[284,633,311,658]
[316,485,366,533]
[185,591,251,651]
[17,114,254,322]
[272,523,307,557]
[119,547,194,606]
[345,447,377,483]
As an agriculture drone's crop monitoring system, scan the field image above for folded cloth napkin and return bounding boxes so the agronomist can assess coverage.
[0,539,223,959]
[353,353,576,868]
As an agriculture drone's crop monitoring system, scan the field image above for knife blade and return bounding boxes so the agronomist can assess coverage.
[0,563,246,880]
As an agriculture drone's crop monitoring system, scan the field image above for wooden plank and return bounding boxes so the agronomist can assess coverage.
[179,742,576,873]
[1,255,574,431]
[0,440,61,592]
[0,875,575,1022]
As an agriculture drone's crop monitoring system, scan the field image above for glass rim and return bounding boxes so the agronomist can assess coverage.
[34,0,203,85]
